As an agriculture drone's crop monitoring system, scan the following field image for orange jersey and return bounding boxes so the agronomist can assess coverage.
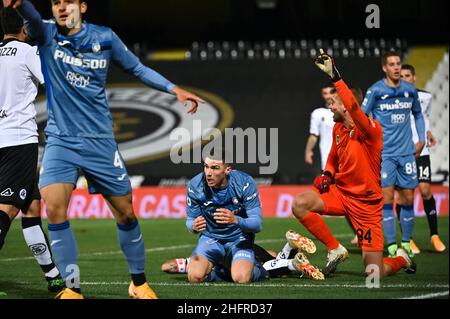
[324,80,383,201]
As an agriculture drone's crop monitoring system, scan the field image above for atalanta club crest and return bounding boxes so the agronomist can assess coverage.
[92,40,101,53]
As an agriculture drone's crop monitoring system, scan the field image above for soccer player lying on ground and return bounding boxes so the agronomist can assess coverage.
[162,230,324,280]
[291,49,415,278]
[0,7,64,293]
[4,0,204,299]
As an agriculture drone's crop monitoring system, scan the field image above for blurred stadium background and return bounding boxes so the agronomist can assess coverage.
[3,0,446,219]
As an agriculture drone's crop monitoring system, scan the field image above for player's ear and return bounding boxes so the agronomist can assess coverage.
[80,1,88,14]
[382,65,387,74]
[225,166,232,175]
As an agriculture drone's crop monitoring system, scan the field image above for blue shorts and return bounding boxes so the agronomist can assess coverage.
[192,234,255,267]
[381,155,418,189]
[39,136,132,196]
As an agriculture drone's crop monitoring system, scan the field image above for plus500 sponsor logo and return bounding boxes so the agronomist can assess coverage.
[379,101,413,111]
[54,49,107,69]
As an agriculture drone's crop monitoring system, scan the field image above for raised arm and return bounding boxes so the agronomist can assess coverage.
[334,79,375,138]
[111,31,205,114]
[314,49,380,140]
[4,0,50,45]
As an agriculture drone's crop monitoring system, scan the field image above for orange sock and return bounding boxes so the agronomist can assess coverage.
[383,256,406,275]
[299,213,339,251]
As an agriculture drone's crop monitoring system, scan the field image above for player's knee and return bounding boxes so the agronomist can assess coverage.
[420,185,432,199]
[232,272,252,284]
[43,201,66,219]
[292,195,309,217]
[187,271,206,283]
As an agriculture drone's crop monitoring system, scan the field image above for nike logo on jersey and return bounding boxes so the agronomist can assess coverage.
[203,201,214,207]
[381,94,390,100]
[131,234,143,243]
[0,188,14,197]
[402,217,414,222]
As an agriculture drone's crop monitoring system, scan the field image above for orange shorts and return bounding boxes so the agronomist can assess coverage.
[313,185,384,252]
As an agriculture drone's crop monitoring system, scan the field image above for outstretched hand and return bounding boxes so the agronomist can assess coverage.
[172,87,205,114]
[314,48,341,81]
[3,0,22,9]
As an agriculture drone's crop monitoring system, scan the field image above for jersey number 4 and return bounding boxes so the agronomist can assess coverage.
[114,151,124,169]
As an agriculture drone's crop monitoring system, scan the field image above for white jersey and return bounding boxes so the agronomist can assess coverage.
[0,38,44,149]
[410,90,432,157]
[309,107,335,169]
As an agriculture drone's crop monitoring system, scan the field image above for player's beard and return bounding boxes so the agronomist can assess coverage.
[333,112,344,123]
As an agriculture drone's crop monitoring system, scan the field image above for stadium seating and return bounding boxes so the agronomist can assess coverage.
[426,52,449,183]
[186,38,408,61]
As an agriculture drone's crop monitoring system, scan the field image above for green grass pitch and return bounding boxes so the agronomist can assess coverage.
[0,217,448,299]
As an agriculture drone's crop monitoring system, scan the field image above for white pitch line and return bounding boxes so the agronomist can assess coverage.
[398,291,449,299]
[76,282,449,289]
[0,234,352,262]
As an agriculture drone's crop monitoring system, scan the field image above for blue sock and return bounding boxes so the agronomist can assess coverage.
[252,263,269,282]
[382,204,397,245]
[48,221,79,287]
[117,220,145,275]
[399,205,415,242]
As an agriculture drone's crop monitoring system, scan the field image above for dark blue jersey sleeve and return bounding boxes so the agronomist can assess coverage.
[236,177,262,233]
[17,0,53,46]
[186,185,202,234]
[111,31,176,94]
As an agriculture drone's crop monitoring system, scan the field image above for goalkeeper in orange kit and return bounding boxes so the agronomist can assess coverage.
[291,49,416,278]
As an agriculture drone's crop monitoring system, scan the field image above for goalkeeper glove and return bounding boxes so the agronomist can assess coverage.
[313,171,333,194]
[314,48,341,82]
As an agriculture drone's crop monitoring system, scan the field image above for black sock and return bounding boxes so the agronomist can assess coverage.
[0,210,12,251]
[253,243,275,263]
[131,273,147,286]
[423,196,439,236]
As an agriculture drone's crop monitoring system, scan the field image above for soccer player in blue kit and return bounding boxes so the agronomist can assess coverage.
[4,0,205,299]
[362,51,426,261]
[186,152,268,284]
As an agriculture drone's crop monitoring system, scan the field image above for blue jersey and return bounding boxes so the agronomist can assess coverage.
[362,79,425,157]
[186,170,263,241]
[19,1,175,139]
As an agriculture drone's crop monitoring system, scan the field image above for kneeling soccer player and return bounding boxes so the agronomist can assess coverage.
[162,230,324,280]
[291,49,415,278]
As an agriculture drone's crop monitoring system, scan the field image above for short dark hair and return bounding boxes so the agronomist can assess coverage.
[0,7,23,35]
[321,83,334,90]
[401,64,416,76]
[203,147,232,166]
[382,51,401,66]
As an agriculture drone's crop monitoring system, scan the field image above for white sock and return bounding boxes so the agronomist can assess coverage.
[23,225,53,267]
[276,242,293,259]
